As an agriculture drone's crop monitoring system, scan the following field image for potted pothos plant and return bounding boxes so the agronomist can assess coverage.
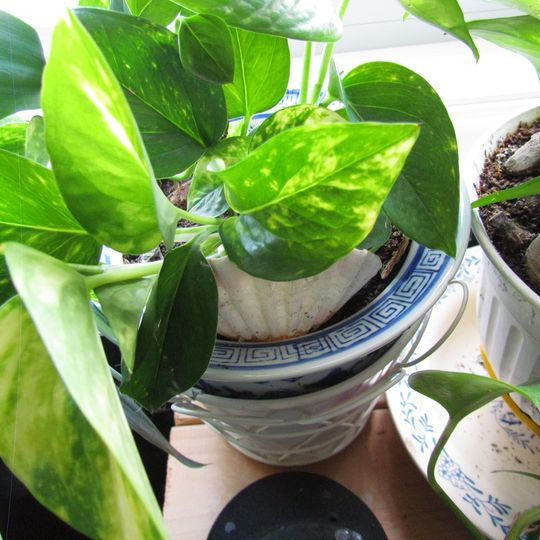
[0,0,538,538]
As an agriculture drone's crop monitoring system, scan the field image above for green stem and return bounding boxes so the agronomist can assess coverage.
[427,421,484,539]
[309,0,350,104]
[68,263,105,275]
[174,225,218,243]
[85,260,162,290]
[170,162,196,181]
[299,42,313,104]
[176,207,223,226]
[506,506,540,540]
[240,113,252,137]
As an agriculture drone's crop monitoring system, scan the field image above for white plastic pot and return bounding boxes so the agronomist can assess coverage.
[468,106,540,424]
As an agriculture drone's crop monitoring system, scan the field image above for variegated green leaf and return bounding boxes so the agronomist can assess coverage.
[224,28,290,119]
[1,246,167,538]
[188,136,249,217]
[122,236,218,410]
[0,11,45,118]
[343,62,459,256]
[96,278,155,374]
[398,0,479,60]
[139,0,181,26]
[468,16,540,77]
[250,104,343,149]
[0,122,26,155]
[0,149,100,305]
[170,0,342,41]
[218,122,419,280]
[25,115,49,166]
[179,14,234,84]
[42,10,178,254]
[79,0,109,6]
[75,7,227,177]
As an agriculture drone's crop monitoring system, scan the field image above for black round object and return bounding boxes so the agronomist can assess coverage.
[208,472,387,540]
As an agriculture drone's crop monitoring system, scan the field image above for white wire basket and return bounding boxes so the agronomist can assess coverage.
[170,279,463,467]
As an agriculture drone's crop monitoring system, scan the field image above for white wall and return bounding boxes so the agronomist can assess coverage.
[289,0,523,57]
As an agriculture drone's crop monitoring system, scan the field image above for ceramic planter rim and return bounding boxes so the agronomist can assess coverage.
[204,183,471,382]
[467,104,540,309]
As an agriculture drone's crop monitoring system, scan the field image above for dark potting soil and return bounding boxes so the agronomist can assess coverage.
[477,118,540,295]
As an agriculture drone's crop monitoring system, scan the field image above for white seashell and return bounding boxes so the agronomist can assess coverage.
[208,249,382,341]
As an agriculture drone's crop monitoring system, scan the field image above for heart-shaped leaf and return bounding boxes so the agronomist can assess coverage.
[75,7,227,177]
[218,122,419,280]
[357,210,392,251]
[0,149,101,305]
[0,11,45,118]
[188,136,249,217]
[169,0,342,42]
[122,236,218,411]
[43,10,178,254]
[409,369,540,538]
[25,115,49,166]
[343,62,459,257]
[179,14,234,84]
[127,0,181,25]
[250,104,343,149]
[1,245,167,538]
[224,28,290,119]
[468,16,540,77]
[398,0,479,60]
[96,278,156,374]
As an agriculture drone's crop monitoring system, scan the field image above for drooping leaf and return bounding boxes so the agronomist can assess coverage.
[0,149,101,305]
[357,210,392,251]
[42,10,178,254]
[468,16,540,77]
[75,7,227,177]
[218,122,419,280]
[0,251,166,538]
[0,11,45,119]
[122,236,218,410]
[119,392,203,467]
[0,122,27,155]
[96,278,155,374]
[25,115,49,166]
[409,370,540,539]
[188,136,249,217]
[139,0,181,25]
[224,28,290,119]
[398,0,479,60]
[343,62,459,257]
[249,104,343,149]
[169,0,342,42]
[472,175,540,207]
[179,14,234,84]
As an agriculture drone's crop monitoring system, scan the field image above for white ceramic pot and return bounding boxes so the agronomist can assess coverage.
[468,106,540,424]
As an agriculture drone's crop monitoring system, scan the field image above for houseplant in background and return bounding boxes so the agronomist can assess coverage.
[0,0,538,538]
[468,106,540,426]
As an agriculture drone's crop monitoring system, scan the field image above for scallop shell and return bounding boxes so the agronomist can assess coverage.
[208,249,382,341]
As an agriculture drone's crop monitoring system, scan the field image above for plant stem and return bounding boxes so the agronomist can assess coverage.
[309,0,350,104]
[174,225,218,243]
[85,260,163,290]
[176,208,223,226]
[299,42,313,104]
[240,113,252,137]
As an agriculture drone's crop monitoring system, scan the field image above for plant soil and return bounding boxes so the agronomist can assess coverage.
[477,118,540,295]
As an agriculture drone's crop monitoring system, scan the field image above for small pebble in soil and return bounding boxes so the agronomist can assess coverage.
[504,132,540,176]
[525,234,540,288]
